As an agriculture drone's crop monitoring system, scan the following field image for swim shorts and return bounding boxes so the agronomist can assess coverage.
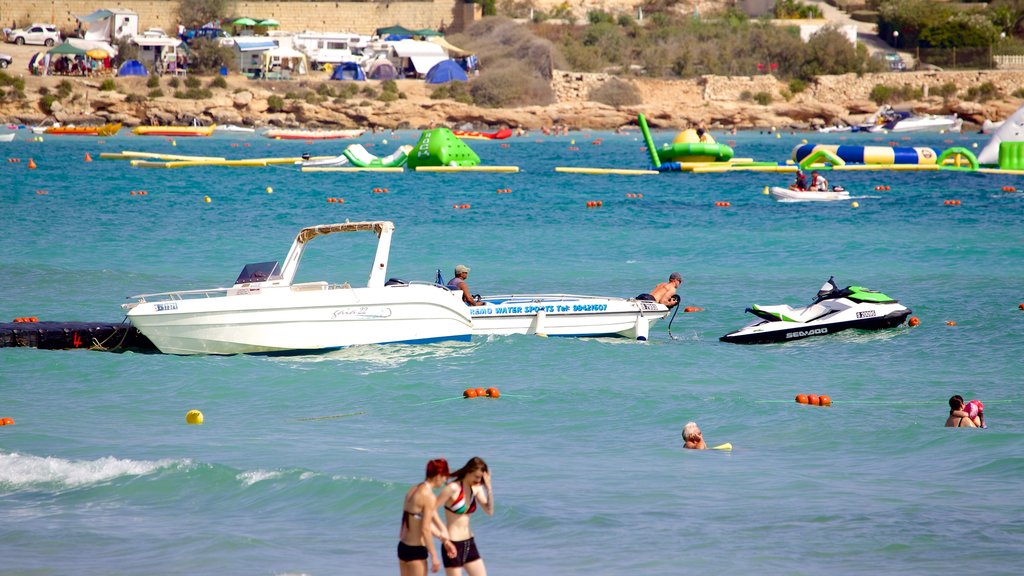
[442,537,481,568]
[397,541,429,562]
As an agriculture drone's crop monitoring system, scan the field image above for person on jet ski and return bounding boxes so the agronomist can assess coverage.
[810,170,829,191]
[793,170,808,191]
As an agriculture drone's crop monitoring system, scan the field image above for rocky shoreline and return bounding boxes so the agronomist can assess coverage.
[2,68,1022,131]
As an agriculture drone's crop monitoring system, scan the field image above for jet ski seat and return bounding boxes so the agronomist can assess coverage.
[749,303,832,323]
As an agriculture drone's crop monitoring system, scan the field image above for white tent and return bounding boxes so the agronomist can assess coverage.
[389,39,446,76]
[68,38,116,57]
[261,45,308,76]
[76,9,138,42]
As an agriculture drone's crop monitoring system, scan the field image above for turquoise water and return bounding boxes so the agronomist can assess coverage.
[2,128,1023,574]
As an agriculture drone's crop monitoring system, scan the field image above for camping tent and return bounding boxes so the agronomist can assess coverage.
[118,59,148,76]
[425,59,468,84]
[48,41,88,56]
[390,39,447,77]
[330,61,365,81]
[428,36,472,59]
[365,59,397,80]
[376,25,415,37]
[261,45,308,76]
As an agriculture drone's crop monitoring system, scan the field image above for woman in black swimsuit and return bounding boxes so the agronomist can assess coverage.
[400,458,453,576]
[945,395,977,428]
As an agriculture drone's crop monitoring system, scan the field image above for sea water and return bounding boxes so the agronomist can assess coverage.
[1,128,1022,575]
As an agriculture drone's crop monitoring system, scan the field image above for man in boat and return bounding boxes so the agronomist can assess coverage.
[810,170,829,191]
[792,169,808,191]
[447,264,484,306]
[638,272,682,309]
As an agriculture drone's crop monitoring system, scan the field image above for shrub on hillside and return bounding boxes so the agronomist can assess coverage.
[588,78,642,107]
[933,82,958,100]
[146,75,160,88]
[184,76,201,89]
[754,91,773,105]
[186,38,235,74]
[100,79,117,91]
[869,83,923,104]
[267,95,284,112]
[430,81,473,104]
[208,76,228,89]
[471,60,553,107]
[965,81,1000,102]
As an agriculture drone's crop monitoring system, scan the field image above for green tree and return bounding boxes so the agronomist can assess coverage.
[177,0,230,29]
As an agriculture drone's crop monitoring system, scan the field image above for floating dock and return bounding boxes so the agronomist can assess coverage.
[0,321,157,352]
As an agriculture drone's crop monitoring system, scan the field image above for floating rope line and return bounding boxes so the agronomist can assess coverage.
[296,411,366,421]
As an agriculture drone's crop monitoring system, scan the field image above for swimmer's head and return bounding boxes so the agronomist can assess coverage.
[426,458,450,479]
[682,421,701,441]
[949,395,965,410]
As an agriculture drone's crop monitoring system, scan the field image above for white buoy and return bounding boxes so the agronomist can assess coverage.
[635,317,649,341]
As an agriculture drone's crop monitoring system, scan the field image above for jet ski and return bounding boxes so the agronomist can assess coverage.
[720,277,912,344]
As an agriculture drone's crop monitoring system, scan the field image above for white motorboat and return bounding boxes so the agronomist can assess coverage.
[0,133,15,142]
[214,124,256,134]
[769,186,851,202]
[867,111,961,133]
[122,221,473,355]
[469,294,669,340]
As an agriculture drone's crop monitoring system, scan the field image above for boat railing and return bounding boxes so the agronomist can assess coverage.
[478,294,633,303]
[127,287,232,301]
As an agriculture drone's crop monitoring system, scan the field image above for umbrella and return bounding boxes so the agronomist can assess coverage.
[414,28,443,37]
[86,49,108,59]
[48,41,87,56]
[258,19,280,27]
[232,17,257,26]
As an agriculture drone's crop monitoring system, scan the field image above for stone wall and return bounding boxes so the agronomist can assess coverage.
[0,1,475,36]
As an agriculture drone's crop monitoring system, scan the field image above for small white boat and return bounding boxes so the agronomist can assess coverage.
[469,294,669,340]
[769,186,851,202]
[868,112,961,133]
[214,124,256,134]
[981,119,1004,134]
[0,133,15,142]
[123,221,473,355]
[817,125,852,134]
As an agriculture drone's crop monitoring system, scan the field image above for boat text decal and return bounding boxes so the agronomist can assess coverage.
[155,303,178,311]
[470,304,607,316]
[331,307,392,319]
[786,327,828,339]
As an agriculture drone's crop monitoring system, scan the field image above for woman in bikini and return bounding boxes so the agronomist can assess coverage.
[437,457,493,576]
[400,458,454,575]
[945,395,977,428]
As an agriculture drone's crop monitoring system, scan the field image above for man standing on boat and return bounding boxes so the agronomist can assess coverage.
[448,264,484,306]
[638,272,682,309]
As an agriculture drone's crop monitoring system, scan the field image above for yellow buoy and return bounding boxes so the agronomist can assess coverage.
[762,186,769,195]
[851,201,860,208]
[971,142,978,148]
[172,140,177,147]
[204,195,211,203]
[266,186,273,194]
[186,409,204,425]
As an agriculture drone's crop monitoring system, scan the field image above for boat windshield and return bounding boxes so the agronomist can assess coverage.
[235,261,281,284]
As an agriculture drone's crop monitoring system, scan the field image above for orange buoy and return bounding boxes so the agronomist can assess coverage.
[327,198,335,202]
[819,395,832,407]
[485,387,500,398]
[807,394,820,406]
[945,320,957,326]
[131,190,137,196]
[85,152,92,162]
[464,388,478,398]
[453,204,459,209]
[475,387,486,397]
[908,316,920,327]
[0,417,13,426]
[461,203,470,209]
[683,306,703,313]
[795,394,809,404]
[28,158,37,169]
[1018,303,1024,310]
[885,186,890,191]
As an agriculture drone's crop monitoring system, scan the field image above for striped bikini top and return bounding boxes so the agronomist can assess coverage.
[445,481,477,515]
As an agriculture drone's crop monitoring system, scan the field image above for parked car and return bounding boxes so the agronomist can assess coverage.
[7,23,61,46]
[0,53,11,68]
[884,52,906,71]
[180,27,233,46]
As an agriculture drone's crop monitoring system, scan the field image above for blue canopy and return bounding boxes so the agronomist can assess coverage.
[117,59,148,76]
[330,61,365,81]
[425,59,468,84]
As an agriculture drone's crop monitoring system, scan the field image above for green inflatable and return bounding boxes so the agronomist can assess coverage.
[998,141,1024,170]
[343,144,412,168]
[406,128,480,169]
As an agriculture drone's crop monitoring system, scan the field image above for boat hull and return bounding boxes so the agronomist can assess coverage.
[133,126,216,137]
[264,129,365,140]
[469,295,668,339]
[769,187,851,202]
[127,285,472,355]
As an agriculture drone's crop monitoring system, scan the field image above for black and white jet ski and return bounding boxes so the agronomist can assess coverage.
[720,277,912,344]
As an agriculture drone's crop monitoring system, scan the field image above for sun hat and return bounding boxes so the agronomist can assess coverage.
[455,264,470,274]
